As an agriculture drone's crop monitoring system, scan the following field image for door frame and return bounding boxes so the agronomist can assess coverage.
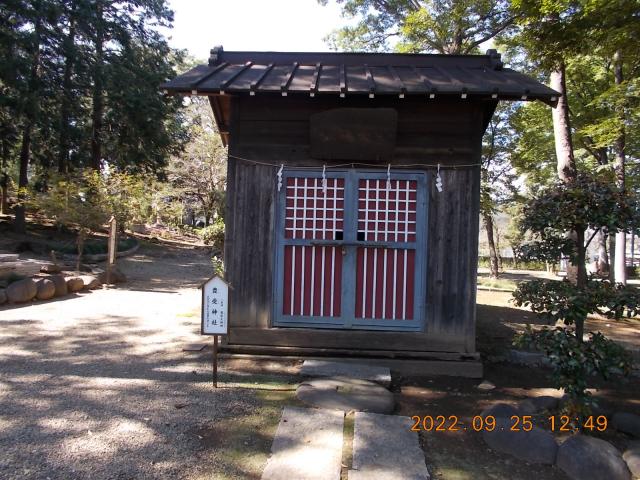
[272,168,428,332]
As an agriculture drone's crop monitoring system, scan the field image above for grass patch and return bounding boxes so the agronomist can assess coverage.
[220,372,299,391]
[341,413,355,480]
[477,277,518,291]
[197,379,301,479]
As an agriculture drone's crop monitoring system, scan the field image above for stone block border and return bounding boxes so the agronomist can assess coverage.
[480,397,640,480]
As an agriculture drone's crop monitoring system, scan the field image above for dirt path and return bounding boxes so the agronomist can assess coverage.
[0,243,292,480]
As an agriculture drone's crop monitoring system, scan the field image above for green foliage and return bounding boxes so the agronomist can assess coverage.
[513,173,640,414]
[513,278,640,327]
[481,103,519,216]
[517,236,574,264]
[155,195,184,228]
[477,256,548,271]
[33,170,109,269]
[101,171,156,230]
[321,0,516,54]
[52,237,137,256]
[167,96,226,226]
[35,170,108,234]
[0,0,188,187]
[508,102,558,187]
[211,255,224,278]
[517,173,640,265]
[514,326,632,413]
[199,218,225,250]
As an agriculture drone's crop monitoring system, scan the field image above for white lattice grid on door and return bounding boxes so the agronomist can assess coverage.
[358,179,417,242]
[285,177,345,240]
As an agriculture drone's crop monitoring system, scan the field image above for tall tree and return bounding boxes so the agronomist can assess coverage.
[56,1,77,174]
[507,2,582,183]
[167,96,226,226]
[481,104,518,278]
[509,0,640,282]
[9,1,55,232]
[320,0,517,53]
[89,0,104,170]
[0,0,188,231]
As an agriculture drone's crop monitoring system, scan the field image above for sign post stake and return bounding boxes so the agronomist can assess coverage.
[106,216,117,286]
[212,335,218,388]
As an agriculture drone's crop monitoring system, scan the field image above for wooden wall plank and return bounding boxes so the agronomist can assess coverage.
[229,327,467,353]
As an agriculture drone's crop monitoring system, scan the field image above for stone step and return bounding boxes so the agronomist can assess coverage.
[348,412,430,480]
[296,376,395,414]
[300,360,391,387]
[261,406,344,480]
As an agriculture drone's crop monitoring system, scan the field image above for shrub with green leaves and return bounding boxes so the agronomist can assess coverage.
[211,255,224,277]
[514,326,632,415]
[513,278,640,328]
[512,173,639,414]
[198,218,225,250]
[514,174,640,337]
[34,170,109,271]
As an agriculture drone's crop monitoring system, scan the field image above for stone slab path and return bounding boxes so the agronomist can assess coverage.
[349,412,430,480]
[261,407,344,480]
[296,376,395,414]
[300,360,391,387]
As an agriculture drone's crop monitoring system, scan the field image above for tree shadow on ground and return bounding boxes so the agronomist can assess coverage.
[0,310,297,480]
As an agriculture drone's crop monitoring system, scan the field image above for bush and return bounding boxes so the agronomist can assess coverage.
[198,218,225,249]
[211,255,224,277]
[478,256,549,271]
[514,326,632,416]
[50,237,137,256]
[513,278,640,327]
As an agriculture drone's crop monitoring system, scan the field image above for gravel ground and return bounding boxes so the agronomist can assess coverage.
[0,245,295,480]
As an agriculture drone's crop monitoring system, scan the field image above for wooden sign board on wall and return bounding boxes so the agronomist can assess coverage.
[310,108,398,161]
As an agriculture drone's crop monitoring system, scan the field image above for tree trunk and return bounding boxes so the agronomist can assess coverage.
[550,62,577,183]
[613,50,626,284]
[495,226,503,272]
[91,3,104,171]
[609,235,616,282]
[1,137,9,215]
[76,229,86,273]
[14,16,42,233]
[483,212,499,278]
[512,246,519,269]
[597,230,609,275]
[14,124,32,233]
[58,9,76,174]
[575,228,587,342]
[592,148,611,275]
[550,62,579,283]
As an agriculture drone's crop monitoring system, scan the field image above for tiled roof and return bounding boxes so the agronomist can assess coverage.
[161,47,559,105]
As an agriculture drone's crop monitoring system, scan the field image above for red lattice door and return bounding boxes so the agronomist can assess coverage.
[274,170,426,331]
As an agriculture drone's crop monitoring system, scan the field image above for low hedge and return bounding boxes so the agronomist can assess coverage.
[52,236,138,255]
[478,256,550,271]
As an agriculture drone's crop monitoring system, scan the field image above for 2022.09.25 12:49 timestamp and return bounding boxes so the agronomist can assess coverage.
[410,415,608,432]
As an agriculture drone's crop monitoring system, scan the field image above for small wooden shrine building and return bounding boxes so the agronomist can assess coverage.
[162,47,557,373]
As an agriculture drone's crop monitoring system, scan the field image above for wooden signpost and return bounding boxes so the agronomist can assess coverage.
[201,276,229,387]
[106,216,117,285]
